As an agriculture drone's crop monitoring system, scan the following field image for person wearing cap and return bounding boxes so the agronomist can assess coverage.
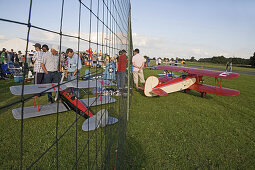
[32,43,44,84]
[116,50,128,92]
[132,48,146,90]
[41,45,61,104]
[65,48,82,97]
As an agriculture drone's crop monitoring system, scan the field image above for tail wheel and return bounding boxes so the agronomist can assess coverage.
[201,92,206,98]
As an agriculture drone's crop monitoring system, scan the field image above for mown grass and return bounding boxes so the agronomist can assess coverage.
[1,63,255,169]
[0,66,123,169]
[122,67,255,169]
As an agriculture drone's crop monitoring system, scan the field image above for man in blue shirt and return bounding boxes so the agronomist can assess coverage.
[65,48,82,97]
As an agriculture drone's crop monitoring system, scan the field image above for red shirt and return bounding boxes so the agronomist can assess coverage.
[117,54,128,72]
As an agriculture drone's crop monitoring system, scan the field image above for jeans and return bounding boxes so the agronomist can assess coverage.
[68,72,80,98]
[117,71,126,89]
[44,72,60,102]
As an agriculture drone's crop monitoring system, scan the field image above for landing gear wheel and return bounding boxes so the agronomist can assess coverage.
[184,89,190,93]
[201,92,206,98]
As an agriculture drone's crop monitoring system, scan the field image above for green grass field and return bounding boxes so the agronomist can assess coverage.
[122,66,255,169]
[1,63,255,169]
[0,67,123,169]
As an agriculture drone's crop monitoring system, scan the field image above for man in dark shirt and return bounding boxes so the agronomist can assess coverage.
[116,50,128,92]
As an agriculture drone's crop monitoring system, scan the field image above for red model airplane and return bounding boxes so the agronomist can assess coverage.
[10,77,118,131]
[144,65,240,98]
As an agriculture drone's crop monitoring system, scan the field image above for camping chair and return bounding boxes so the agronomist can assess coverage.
[8,61,23,76]
[0,64,10,78]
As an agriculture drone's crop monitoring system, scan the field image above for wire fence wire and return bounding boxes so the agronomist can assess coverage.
[0,0,132,169]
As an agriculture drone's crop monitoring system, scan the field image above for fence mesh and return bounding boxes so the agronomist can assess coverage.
[0,0,132,169]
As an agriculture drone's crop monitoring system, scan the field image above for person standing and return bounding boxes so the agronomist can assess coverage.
[9,49,14,63]
[32,43,44,84]
[41,45,60,104]
[65,48,82,97]
[117,50,128,91]
[226,61,229,72]
[147,57,150,67]
[0,48,7,64]
[132,48,146,90]
[17,51,23,66]
[229,62,232,72]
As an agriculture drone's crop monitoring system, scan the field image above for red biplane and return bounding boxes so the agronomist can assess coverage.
[10,76,118,131]
[144,65,240,98]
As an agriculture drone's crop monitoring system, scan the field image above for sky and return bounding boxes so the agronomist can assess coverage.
[0,0,254,59]
[131,0,255,59]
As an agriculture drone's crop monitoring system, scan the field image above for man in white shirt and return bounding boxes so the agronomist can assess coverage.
[41,45,60,104]
[132,48,146,90]
[32,43,44,84]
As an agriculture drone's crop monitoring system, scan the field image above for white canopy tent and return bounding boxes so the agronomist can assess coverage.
[0,38,68,54]
[0,38,34,54]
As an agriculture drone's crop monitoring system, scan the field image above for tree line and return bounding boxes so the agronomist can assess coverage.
[187,52,255,67]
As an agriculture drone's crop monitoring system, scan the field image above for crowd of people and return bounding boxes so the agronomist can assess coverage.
[0,43,148,98]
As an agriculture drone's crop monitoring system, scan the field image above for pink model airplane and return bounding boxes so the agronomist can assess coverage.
[144,65,240,98]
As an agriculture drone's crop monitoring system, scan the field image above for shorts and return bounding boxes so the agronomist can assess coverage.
[133,70,145,85]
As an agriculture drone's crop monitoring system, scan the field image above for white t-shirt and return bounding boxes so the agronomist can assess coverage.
[158,58,162,64]
[132,53,146,72]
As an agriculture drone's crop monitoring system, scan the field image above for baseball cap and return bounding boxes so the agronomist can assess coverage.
[51,45,59,51]
[33,43,41,49]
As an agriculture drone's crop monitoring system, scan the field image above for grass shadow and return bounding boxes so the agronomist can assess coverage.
[119,136,146,169]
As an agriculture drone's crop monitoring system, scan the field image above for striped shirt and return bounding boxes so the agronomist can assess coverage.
[32,51,44,73]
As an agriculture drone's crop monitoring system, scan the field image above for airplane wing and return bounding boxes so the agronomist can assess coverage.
[10,83,68,95]
[158,76,173,83]
[65,80,115,88]
[189,84,240,96]
[12,96,116,119]
[10,80,115,95]
[156,65,240,79]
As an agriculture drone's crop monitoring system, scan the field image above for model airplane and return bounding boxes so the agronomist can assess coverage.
[10,77,118,131]
[144,65,240,98]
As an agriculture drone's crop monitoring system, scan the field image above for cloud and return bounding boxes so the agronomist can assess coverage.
[132,33,240,59]
[0,35,6,39]
[28,29,128,52]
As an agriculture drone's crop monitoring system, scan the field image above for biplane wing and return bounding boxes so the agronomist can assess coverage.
[156,65,240,79]
[189,84,240,96]
[12,96,116,119]
[10,80,115,95]
[10,83,68,95]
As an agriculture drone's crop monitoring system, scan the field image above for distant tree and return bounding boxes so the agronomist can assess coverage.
[152,57,156,60]
[250,52,255,67]
[171,58,174,61]
[190,56,196,62]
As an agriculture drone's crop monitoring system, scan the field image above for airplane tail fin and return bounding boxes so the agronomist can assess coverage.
[82,109,118,131]
[144,76,161,97]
